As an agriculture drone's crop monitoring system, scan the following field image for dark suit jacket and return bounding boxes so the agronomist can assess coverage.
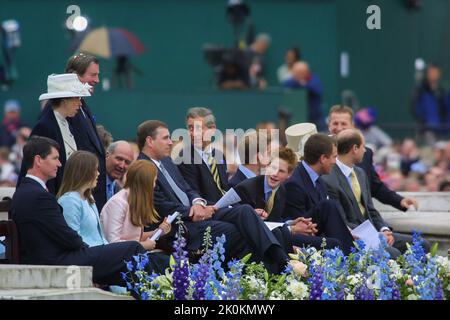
[11,177,87,264]
[322,164,389,231]
[138,152,200,220]
[358,147,405,211]
[228,167,248,188]
[284,162,328,220]
[234,175,285,223]
[68,100,107,211]
[177,145,229,204]
[18,106,66,194]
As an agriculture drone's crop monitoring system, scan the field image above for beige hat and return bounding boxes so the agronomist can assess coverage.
[39,73,91,101]
[285,123,317,159]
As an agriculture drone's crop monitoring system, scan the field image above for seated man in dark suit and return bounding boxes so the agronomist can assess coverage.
[177,107,229,204]
[322,129,430,258]
[327,105,418,212]
[11,136,167,286]
[137,120,289,273]
[235,147,343,252]
[229,130,272,188]
[284,134,355,255]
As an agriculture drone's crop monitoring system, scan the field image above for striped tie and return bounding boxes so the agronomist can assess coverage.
[206,152,226,195]
[350,169,366,217]
[265,189,277,215]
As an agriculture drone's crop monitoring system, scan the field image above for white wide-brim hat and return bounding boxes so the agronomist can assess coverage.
[39,73,92,101]
[285,122,318,159]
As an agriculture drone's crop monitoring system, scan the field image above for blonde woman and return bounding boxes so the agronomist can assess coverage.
[101,160,171,251]
[57,150,107,247]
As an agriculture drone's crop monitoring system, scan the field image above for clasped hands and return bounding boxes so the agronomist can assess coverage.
[189,204,216,222]
[289,217,318,236]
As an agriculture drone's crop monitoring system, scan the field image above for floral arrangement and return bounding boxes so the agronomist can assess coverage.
[121,225,450,300]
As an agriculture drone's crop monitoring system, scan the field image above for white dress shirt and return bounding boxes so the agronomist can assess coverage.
[54,110,77,160]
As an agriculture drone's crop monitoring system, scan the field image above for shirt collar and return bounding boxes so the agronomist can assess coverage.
[336,158,353,178]
[238,165,257,179]
[264,175,278,196]
[301,161,320,186]
[53,110,68,124]
[150,157,162,170]
[25,174,47,190]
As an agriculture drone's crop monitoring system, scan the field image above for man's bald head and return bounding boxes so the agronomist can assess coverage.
[336,129,366,164]
[292,61,309,78]
[106,140,134,180]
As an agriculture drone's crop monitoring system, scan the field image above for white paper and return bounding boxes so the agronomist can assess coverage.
[351,220,381,250]
[150,211,179,241]
[214,188,241,209]
[264,222,284,231]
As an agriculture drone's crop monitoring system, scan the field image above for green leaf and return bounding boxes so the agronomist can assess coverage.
[241,253,252,264]
[288,253,299,260]
[169,255,176,270]
[277,274,286,285]
[430,243,439,257]
[264,269,269,282]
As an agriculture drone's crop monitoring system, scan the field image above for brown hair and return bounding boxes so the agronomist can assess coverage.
[57,151,98,204]
[137,120,168,151]
[124,160,160,226]
[274,147,298,173]
[328,105,354,119]
[65,53,99,76]
[303,134,336,165]
[337,129,363,155]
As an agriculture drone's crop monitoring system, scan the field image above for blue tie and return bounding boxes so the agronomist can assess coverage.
[107,181,115,200]
[159,163,190,206]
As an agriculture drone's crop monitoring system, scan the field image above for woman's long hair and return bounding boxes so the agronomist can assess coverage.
[124,160,160,226]
[57,150,98,204]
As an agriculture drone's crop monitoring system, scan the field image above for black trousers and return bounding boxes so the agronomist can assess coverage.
[302,200,355,255]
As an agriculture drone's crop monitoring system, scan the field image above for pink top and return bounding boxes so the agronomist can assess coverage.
[100,189,142,243]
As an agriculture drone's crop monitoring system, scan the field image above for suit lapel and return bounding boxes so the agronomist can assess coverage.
[79,103,104,155]
[334,165,365,222]
[299,164,320,205]
[334,166,357,206]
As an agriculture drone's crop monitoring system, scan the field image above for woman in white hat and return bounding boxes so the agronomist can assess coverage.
[18,73,91,194]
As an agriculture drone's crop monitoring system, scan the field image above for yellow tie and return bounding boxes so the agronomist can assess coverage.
[350,169,366,217]
[265,189,277,215]
[207,152,226,195]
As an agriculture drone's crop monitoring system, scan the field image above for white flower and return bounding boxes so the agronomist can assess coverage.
[387,260,402,280]
[407,294,419,300]
[269,291,286,300]
[244,276,267,295]
[290,260,308,277]
[436,256,450,273]
[346,294,355,300]
[347,275,362,286]
[286,279,309,300]
[310,252,323,265]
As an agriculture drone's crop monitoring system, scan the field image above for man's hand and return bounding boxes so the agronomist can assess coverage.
[254,208,269,220]
[290,217,317,236]
[189,204,208,222]
[401,197,418,210]
[382,230,395,246]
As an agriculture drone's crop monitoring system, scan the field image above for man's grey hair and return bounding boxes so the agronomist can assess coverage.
[255,33,271,45]
[186,107,216,128]
[106,141,120,155]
